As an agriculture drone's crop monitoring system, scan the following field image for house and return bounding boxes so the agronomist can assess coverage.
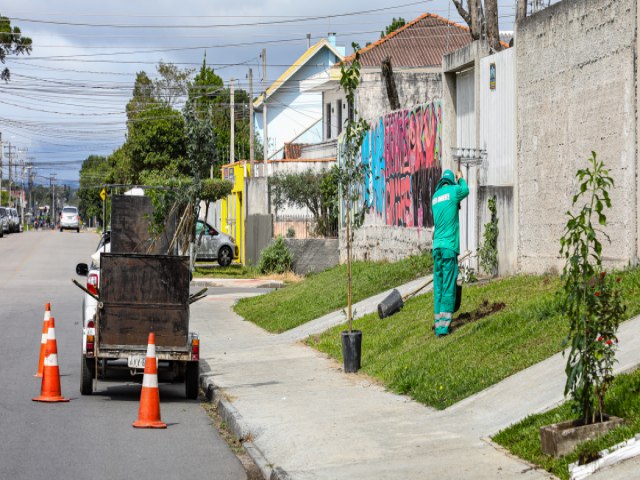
[253,37,344,163]
[310,13,474,262]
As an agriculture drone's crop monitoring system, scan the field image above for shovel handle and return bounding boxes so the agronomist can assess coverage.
[401,250,473,301]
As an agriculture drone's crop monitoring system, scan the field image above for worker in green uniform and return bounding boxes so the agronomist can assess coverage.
[431,169,469,337]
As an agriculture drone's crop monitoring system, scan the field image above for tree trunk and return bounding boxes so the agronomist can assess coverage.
[516,0,527,23]
[381,57,401,111]
[484,0,502,51]
[451,0,482,41]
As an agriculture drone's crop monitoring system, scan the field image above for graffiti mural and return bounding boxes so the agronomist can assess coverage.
[360,101,442,228]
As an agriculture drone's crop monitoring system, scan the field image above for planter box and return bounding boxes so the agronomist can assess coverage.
[540,416,624,457]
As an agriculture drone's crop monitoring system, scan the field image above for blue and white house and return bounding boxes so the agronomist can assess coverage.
[253,36,344,162]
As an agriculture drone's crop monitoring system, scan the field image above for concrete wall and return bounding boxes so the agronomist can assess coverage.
[340,225,431,263]
[340,101,443,262]
[517,0,638,273]
[478,186,516,276]
[357,68,442,122]
[283,238,339,275]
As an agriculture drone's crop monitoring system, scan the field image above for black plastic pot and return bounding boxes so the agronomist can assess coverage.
[341,330,362,373]
[454,283,463,313]
[377,288,403,319]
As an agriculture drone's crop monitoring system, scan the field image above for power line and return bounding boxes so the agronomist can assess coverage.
[9,2,426,29]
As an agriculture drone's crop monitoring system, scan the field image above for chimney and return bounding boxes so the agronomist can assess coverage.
[328,32,336,47]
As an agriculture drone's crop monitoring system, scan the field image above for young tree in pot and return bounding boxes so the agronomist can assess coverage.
[338,43,370,373]
[544,152,626,456]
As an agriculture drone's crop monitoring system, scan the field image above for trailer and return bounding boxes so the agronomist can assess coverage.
[77,193,200,399]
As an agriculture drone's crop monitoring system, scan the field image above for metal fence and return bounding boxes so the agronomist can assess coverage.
[273,212,338,239]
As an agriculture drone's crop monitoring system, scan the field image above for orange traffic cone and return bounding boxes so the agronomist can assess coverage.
[35,303,51,378]
[33,317,69,403]
[133,333,166,428]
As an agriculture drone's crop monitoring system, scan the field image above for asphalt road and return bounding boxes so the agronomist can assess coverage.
[0,229,246,480]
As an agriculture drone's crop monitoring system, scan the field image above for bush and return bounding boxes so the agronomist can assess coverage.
[258,236,293,274]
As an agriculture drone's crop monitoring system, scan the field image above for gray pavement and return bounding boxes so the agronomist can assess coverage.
[191,286,640,480]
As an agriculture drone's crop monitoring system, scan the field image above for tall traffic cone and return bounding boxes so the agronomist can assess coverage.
[32,317,69,403]
[133,333,166,428]
[35,303,51,377]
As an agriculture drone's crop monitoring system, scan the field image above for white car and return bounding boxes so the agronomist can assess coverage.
[9,208,20,233]
[60,206,80,232]
[195,220,238,266]
[76,231,110,338]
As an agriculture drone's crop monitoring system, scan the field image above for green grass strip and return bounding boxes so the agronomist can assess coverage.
[233,253,433,333]
[307,267,640,410]
[493,369,640,480]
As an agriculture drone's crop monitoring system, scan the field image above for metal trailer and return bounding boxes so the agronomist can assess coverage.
[80,194,200,399]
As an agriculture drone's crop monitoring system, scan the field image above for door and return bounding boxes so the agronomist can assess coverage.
[456,68,478,255]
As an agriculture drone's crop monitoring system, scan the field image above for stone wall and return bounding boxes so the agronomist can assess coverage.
[282,238,339,275]
[358,68,442,122]
[340,225,432,263]
[517,0,638,273]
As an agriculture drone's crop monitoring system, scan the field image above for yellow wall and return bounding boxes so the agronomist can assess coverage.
[220,162,247,264]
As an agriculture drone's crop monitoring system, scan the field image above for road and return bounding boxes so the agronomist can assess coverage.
[0,229,246,480]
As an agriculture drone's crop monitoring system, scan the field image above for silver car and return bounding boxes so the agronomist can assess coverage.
[9,208,20,233]
[195,220,238,266]
[0,207,8,236]
[60,206,80,232]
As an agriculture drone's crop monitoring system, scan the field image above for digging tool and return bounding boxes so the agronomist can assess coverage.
[377,251,472,319]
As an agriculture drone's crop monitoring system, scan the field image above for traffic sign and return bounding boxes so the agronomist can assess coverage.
[100,188,107,201]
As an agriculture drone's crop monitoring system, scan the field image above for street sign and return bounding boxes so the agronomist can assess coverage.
[100,188,107,201]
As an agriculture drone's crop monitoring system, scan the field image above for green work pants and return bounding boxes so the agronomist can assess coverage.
[433,247,458,336]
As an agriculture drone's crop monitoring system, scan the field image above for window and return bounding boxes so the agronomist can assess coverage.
[336,99,342,135]
[348,100,354,124]
[325,103,332,139]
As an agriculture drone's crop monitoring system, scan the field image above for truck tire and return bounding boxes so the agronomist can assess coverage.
[185,361,199,399]
[80,354,95,395]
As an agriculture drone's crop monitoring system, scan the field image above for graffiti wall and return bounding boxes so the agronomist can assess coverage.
[360,101,443,228]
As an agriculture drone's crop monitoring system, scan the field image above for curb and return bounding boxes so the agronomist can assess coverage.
[190,279,284,289]
[200,374,292,480]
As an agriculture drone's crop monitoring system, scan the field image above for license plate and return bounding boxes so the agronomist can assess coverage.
[127,355,146,369]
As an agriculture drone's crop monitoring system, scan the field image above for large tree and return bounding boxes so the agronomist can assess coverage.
[154,61,194,108]
[112,70,188,184]
[188,54,259,169]
[451,0,502,51]
[0,14,32,81]
[381,17,406,38]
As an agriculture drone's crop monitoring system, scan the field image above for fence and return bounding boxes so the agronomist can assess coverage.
[273,212,338,239]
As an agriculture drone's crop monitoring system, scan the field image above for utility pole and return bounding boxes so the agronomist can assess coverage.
[50,173,57,227]
[262,48,268,169]
[248,68,255,171]
[5,142,16,207]
[230,78,235,164]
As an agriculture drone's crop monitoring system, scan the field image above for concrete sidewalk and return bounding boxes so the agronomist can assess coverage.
[191,292,640,480]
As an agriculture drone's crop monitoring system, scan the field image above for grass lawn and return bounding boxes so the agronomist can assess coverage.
[493,369,640,480]
[233,253,433,333]
[307,267,640,410]
[193,264,258,279]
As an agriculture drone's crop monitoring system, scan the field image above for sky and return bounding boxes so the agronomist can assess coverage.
[0,0,522,187]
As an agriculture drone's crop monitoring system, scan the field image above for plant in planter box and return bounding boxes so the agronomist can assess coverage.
[542,152,626,457]
[337,43,370,373]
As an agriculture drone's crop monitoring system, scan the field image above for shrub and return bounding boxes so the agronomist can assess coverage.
[258,236,293,274]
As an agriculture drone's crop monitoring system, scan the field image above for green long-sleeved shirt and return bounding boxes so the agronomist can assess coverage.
[431,177,469,254]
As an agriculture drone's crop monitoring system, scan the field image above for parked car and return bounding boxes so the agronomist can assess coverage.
[76,231,110,329]
[0,207,7,236]
[9,208,20,233]
[60,205,80,232]
[194,220,238,266]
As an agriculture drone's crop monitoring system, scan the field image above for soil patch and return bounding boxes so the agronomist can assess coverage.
[452,300,506,330]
